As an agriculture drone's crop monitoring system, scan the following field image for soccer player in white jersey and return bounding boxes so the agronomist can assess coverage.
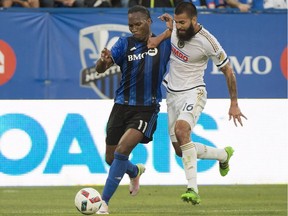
[148,1,247,205]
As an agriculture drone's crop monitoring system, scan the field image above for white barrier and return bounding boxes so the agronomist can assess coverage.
[0,99,287,186]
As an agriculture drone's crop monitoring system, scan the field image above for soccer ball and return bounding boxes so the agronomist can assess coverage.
[74,187,102,215]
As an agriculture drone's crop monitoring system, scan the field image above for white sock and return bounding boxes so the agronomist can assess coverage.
[180,142,198,193]
[194,142,227,163]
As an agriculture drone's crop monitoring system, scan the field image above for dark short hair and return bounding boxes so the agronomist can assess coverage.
[128,5,151,20]
[175,2,197,18]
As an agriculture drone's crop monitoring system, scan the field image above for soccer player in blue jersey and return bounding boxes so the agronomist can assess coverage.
[95,5,171,214]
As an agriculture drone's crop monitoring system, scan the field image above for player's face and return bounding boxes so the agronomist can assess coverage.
[128,12,151,42]
[174,13,197,41]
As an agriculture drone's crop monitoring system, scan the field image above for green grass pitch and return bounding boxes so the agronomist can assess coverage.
[0,185,286,216]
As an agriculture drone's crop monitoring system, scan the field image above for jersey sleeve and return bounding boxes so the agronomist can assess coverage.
[161,37,171,62]
[204,34,229,69]
[161,37,171,51]
[110,37,127,65]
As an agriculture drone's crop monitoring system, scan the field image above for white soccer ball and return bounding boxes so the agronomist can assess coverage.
[75,187,102,215]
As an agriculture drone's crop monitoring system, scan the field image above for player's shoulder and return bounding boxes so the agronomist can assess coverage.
[117,36,131,43]
[197,26,216,39]
[197,26,221,50]
[112,36,131,49]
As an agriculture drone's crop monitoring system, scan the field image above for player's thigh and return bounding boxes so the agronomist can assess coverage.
[178,87,207,130]
[166,92,180,143]
[117,128,144,155]
[126,106,159,144]
[106,104,126,145]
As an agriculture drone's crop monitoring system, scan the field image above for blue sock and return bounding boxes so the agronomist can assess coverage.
[126,161,138,178]
[101,152,129,204]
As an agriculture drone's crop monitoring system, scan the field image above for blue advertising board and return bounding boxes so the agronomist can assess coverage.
[0,8,287,99]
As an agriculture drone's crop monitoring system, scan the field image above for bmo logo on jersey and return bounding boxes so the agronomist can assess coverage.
[128,48,158,61]
[79,24,130,99]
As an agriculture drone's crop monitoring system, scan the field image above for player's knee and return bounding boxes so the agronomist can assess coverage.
[105,155,114,166]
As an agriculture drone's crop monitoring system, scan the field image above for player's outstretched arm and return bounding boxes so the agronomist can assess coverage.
[147,13,173,49]
[221,63,247,126]
[95,48,113,73]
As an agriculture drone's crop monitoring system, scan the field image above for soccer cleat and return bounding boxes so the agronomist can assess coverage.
[129,164,146,196]
[181,188,201,205]
[219,146,234,177]
[96,201,109,214]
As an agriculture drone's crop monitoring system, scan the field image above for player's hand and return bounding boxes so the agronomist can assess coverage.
[147,14,173,49]
[147,37,160,49]
[158,13,173,31]
[96,48,112,73]
[100,48,111,63]
[228,104,247,127]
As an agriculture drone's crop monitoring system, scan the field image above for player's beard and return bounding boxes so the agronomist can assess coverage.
[176,24,196,41]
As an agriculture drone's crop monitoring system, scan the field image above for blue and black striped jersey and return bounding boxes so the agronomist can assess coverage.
[110,35,171,106]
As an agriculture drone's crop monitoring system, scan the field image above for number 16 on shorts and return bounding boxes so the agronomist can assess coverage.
[182,103,194,111]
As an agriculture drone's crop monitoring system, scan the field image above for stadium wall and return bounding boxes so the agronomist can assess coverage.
[0,8,287,99]
[0,99,287,186]
[0,8,287,186]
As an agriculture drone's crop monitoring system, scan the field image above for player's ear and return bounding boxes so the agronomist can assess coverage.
[147,17,153,25]
[192,16,197,23]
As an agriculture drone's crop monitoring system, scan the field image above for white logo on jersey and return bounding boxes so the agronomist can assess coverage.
[148,48,158,56]
[127,48,158,61]
[130,47,137,51]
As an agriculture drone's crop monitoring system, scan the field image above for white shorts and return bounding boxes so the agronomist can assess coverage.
[166,86,207,142]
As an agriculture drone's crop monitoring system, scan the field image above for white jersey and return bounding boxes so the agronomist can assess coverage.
[164,24,229,92]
